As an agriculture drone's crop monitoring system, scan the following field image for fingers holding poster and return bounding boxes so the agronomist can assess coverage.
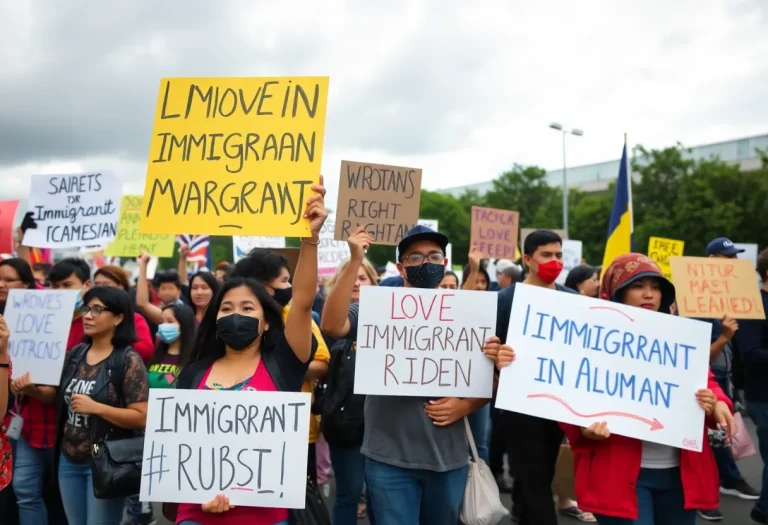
[140,77,329,237]
[354,287,496,398]
[495,284,712,450]
[23,172,122,248]
[139,390,311,508]
[334,161,423,246]
[669,256,766,319]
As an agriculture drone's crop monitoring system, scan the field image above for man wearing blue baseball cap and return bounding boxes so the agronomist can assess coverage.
[697,237,759,521]
[706,237,746,258]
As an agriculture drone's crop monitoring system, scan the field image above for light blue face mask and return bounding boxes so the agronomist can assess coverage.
[74,292,84,312]
[157,323,181,344]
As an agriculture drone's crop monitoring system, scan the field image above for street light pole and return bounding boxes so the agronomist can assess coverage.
[549,123,583,234]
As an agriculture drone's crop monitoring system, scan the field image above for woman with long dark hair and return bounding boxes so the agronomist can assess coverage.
[147,303,196,388]
[0,259,37,314]
[185,272,219,323]
[172,179,327,525]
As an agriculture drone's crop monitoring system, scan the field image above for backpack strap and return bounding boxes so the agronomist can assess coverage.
[105,347,130,401]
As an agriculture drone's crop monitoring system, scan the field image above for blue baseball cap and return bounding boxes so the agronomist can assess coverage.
[706,237,745,257]
[396,225,448,261]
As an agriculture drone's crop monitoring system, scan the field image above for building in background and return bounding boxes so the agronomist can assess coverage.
[438,133,768,197]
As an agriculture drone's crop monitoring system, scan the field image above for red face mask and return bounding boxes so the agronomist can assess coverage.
[535,260,563,284]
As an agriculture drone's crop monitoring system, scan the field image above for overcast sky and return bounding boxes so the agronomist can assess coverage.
[1,0,767,212]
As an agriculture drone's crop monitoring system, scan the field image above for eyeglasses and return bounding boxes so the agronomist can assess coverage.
[402,252,445,266]
[80,305,114,317]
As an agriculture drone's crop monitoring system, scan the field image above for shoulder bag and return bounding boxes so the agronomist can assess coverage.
[460,416,509,525]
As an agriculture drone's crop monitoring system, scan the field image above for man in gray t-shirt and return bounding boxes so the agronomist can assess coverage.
[360,225,493,524]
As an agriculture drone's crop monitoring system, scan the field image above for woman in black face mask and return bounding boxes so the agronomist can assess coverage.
[170,179,328,525]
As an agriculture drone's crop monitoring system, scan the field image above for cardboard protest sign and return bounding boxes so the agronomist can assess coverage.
[140,77,329,237]
[470,206,519,260]
[139,389,311,508]
[354,287,496,398]
[496,284,712,450]
[670,257,765,320]
[104,196,174,257]
[0,200,20,254]
[648,237,685,282]
[5,289,80,385]
[233,236,286,262]
[520,228,568,250]
[556,240,583,286]
[24,172,121,248]
[334,161,422,246]
[318,214,350,277]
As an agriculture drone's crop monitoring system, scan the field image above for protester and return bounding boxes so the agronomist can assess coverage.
[172,180,326,524]
[136,255,184,326]
[556,253,734,524]
[31,263,52,288]
[439,271,460,290]
[93,265,155,362]
[564,265,600,297]
[320,227,377,524]
[356,225,496,524]
[0,316,12,517]
[232,246,330,484]
[10,257,91,525]
[495,259,521,290]
[147,303,196,388]
[185,271,219,323]
[213,261,232,283]
[734,247,768,524]
[462,249,491,292]
[0,258,38,314]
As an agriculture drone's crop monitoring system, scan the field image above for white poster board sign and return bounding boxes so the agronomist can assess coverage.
[556,240,583,285]
[139,389,311,508]
[319,214,351,277]
[24,172,122,248]
[355,287,496,398]
[735,243,760,285]
[418,219,439,232]
[495,284,712,451]
[233,236,286,262]
[5,289,80,385]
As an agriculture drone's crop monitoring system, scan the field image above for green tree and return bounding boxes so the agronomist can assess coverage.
[484,165,560,228]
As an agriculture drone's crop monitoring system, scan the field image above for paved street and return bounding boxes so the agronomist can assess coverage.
[154,420,763,525]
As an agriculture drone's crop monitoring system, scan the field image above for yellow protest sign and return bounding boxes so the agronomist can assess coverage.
[105,196,175,257]
[139,77,329,236]
[648,236,685,281]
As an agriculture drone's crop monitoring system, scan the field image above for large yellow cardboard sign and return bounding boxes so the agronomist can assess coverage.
[140,77,329,236]
[105,196,174,257]
[648,236,684,281]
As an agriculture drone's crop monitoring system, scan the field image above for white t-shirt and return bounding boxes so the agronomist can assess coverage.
[641,441,680,469]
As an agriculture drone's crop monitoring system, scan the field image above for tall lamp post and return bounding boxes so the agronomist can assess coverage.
[549,122,584,233]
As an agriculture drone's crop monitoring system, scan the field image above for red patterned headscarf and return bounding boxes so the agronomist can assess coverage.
[599,252,676,313]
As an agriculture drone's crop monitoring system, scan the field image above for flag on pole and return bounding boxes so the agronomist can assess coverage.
[177,235,210,272]
[601,136,634,272]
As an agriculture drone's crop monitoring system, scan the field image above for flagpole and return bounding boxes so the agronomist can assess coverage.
[625,132,634,249]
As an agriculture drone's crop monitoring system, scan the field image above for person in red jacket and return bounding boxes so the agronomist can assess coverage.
[493,253,735,525]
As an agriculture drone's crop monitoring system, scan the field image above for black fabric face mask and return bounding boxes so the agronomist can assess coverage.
[404,263,446,289]
[272,287,293,307]
[216,314,261,351]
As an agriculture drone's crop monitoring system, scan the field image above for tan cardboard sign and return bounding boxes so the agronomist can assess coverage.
[470,206,519,260]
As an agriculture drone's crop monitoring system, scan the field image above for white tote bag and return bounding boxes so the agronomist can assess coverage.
[460,417,510,525]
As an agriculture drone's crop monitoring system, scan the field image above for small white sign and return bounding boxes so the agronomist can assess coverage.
[233,236,286,262]
[556,239,583,285]
[418,219,439,232]
[140,389,311,508]
[355,287,496,398]
[496,284,712,451]
[735,243,760,285]
[319,214,351,277]
[5,289,80,385]
[24,172,122,248]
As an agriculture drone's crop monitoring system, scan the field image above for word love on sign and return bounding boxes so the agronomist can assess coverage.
[354,287,496,398]
[496,284,712,451]
[670,257,765,320]
[470,206,519,260]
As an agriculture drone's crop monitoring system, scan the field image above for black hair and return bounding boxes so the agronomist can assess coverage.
[149,303,197,368]
[153,270,181,289]
[523,230,563,257]
[565,265,598,292]
[190,277,285,364]
[0,258,36,289]
[442,271,460,287]
[32,262,52,275]
[461,264,490,290]
[185,271,220,311]
[49,258,91,285]
[232,248,289,282]
[757,248,768,282]
[81,286,136,348]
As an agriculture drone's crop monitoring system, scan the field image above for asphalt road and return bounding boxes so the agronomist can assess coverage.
[153,421,763,525]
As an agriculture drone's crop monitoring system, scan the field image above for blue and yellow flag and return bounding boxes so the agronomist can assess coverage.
[601,138,634,272]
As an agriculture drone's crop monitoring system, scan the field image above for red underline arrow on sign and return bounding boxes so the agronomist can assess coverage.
[527,393,664,431]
